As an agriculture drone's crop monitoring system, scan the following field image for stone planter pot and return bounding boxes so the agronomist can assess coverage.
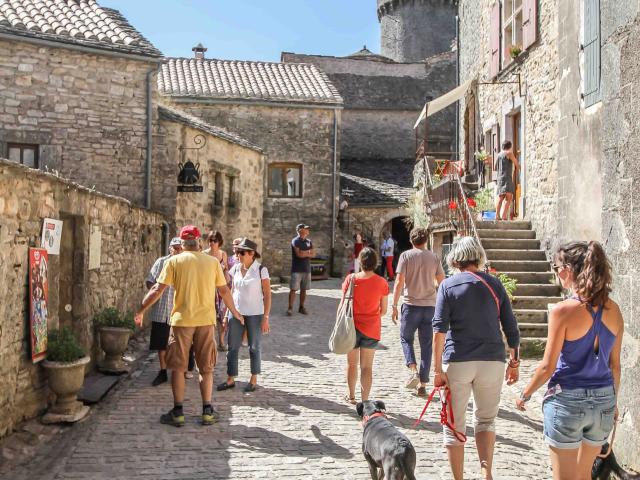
[42,356,90,417]
[99,327,132,373]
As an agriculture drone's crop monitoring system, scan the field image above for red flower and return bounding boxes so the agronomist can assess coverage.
[448,200,458,210]
[467,197,477,208]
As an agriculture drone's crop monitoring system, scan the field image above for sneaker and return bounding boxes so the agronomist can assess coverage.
[152,369,168,387]
[202,405,220,426]
[160,408,185,427]
[405,372,419,390]
[286,308,293,316]
[299,307,308,315]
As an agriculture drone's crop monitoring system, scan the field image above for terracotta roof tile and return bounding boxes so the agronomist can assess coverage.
[159,57,343,105]
[0,0,162,57]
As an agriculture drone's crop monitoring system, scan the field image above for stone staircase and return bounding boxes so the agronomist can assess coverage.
[477,220,562,357]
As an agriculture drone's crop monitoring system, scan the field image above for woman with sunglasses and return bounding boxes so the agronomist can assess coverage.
[516,241,623,480]
[217,238,271,393]
[204,230,230,350]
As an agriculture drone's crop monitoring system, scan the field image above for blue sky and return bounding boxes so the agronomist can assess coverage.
[101,0,380,61]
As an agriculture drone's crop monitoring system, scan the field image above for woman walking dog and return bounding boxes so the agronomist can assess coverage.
[340,247,389,404]
[516,241,623,480]
[432,236,520,480]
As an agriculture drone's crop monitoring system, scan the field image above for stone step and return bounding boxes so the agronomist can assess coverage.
[485,249,547,261]
[477,228,536,239]
[476,220,532,230]
[514,284,562,296]
[489,260,550,272]
[500,271,555,284]
[519,322,548,337]
[514,309,548,324]
[512,296,562,309]
[481,238,540,250]
[521,337,546,358]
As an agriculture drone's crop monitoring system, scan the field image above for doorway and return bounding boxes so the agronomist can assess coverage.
[58,215,76,331]
[510,111,523,218]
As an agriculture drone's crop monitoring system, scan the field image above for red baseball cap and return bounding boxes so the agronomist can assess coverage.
[179,225,201,240]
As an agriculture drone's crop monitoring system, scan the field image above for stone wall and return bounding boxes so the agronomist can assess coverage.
[0,39,169,212]
[163,100,339,276]
[281,52,456,160]
[377,0,457,62]
[458,0,560,252]
[599,2,640,467]
[0,158,164,438]
[159,120,265,249]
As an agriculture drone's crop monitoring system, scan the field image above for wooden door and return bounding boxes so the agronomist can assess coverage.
[512,112,522,218]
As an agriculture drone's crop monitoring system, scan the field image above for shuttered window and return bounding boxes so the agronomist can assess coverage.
[583,0,601,107]
[490,2,501,78]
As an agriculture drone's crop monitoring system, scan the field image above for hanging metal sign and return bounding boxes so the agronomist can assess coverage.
[177,134,206,192]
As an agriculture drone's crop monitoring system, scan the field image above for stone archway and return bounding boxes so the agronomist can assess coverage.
[374,208,411,254]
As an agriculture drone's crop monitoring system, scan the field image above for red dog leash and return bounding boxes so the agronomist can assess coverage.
[414,387,467,443]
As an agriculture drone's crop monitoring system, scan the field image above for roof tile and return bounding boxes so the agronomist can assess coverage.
[0,0,162,58]
[159,57,343,105]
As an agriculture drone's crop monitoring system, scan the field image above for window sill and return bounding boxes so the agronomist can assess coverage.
[496,49,530,80]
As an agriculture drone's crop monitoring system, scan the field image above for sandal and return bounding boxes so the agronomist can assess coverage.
[343,394,357,405]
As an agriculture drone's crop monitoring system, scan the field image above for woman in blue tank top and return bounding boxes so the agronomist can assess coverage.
[515,241,624,480]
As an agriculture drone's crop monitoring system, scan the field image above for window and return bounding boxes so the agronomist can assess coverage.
[583,0,601,107]
[214,172,224,207]
[503,0,524,65]
[268,163,302,198]
[8,143,38,168]
[490,0,537,77]
[227,176,239,208]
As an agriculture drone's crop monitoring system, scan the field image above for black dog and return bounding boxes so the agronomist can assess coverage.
[592,443,640,479]
[356,400,416,480]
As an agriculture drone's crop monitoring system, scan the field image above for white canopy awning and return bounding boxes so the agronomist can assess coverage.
[413,79,475,129]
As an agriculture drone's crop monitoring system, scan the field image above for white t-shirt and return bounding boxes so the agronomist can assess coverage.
[381,238,395,257]
[229,261,270,316]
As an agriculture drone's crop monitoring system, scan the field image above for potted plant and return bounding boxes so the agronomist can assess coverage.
[94,307,135,373]
[509,45,522,59]
[474,149,491,166]
[470,186,496,220]
[41,327,90,422]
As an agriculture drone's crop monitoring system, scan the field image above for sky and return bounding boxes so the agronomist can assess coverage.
[101,0,381,61]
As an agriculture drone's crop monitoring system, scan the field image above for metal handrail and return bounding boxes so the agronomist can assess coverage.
[453,171,480,242]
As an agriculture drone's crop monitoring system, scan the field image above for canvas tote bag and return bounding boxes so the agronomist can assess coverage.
[329,274,357,354]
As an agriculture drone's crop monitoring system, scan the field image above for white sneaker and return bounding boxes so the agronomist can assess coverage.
[405,372,419,389]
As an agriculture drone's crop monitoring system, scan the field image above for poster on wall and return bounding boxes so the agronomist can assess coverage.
[40,218,63,255]
[29,248,49,363]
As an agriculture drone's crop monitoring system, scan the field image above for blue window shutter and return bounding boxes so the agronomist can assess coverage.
[583,0,601,107]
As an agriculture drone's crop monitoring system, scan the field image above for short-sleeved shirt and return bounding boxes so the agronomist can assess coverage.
[381,238,395,257]
[432,271,520,363]
[229,262,270,316]
[146,255,175,324]
[396,248,445,307]
[342,273,389,341]
[157,251,227,327]
[291,236,313,273]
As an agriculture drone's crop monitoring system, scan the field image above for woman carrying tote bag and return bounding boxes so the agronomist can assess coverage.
[337,247,389,405]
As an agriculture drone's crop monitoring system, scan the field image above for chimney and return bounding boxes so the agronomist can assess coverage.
[192,43,207,60]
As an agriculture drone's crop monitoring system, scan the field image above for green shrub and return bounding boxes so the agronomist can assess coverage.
[93,307,135,331]
[47,327,85,362]
[498,273,518,300]
[471,186,495,214]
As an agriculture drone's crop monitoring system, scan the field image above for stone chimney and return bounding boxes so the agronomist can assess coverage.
[192,43,207,60]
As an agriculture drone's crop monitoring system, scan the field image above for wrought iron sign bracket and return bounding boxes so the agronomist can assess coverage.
[477,73,523,97]
[178,134,207,152]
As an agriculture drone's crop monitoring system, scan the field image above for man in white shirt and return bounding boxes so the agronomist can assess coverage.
[380,231,395,281]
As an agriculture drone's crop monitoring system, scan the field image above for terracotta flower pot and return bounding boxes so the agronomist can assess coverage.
[42,356,90,415]
[99,327,132,373]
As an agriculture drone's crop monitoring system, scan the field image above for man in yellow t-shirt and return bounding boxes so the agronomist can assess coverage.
[135,225,243,427]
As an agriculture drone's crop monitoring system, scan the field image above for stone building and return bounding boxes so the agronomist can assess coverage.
[157,53,343,275]
[0,158,165,438]
[455,0,640,467]
[282,0,457,266]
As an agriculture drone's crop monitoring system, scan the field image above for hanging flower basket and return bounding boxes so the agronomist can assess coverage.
[466,198,477,208]
[448,200,458,210]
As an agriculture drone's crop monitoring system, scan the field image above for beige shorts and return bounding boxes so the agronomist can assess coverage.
[165,325,217,373]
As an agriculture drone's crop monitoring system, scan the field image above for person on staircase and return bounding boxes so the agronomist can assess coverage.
[494,140,519,221]
[516,241,623,480]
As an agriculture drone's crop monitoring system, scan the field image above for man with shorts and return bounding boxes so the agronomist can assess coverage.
[146,237,182,386]
[287,223,314,316]
[391,227,445,396]
[135,225,243,427]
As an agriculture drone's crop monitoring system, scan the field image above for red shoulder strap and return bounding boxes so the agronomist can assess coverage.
[467,272,500,316]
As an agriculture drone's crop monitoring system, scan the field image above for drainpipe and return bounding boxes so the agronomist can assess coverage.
[455,14,460,162]
[145,68,156,209]
[331,109,339,276]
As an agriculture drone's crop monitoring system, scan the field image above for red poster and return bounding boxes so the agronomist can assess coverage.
[29,248,49,363]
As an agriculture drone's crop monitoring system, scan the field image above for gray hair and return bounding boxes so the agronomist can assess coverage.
[446,236,486,270]
[181,238,199,250]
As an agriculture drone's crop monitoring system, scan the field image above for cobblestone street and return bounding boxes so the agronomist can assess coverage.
[4,280,551,480]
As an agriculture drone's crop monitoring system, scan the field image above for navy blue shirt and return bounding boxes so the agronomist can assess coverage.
[433,271,520,363]
[291,236,313,273]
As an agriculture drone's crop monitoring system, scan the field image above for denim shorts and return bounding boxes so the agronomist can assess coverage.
[354,329,379,349]
[290,272,312,291]
[542,385,616,449]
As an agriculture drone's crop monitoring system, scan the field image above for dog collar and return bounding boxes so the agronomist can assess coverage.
[362,411,387,426]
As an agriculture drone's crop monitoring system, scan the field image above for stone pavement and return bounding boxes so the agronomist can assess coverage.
[3,279,551,480]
